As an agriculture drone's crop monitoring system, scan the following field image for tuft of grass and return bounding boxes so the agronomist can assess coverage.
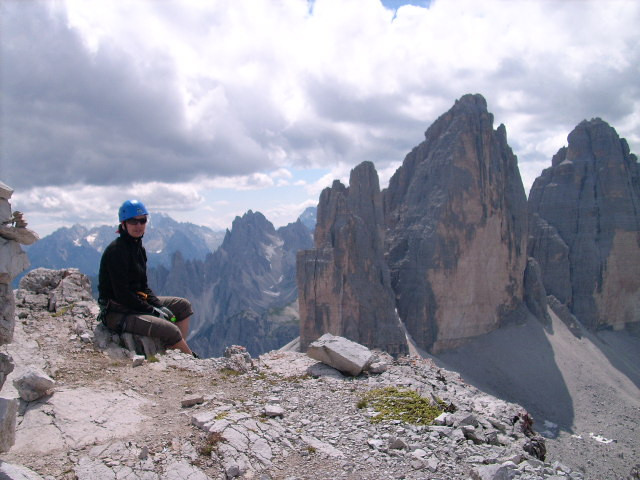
[198,432,225,456]
[357,386,443,425]
[220,367,242,377]
[214,411,229,420]
[51,302,76,317]
[147,355,159,363]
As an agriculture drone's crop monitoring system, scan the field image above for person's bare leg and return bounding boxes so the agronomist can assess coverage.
[168,316,193,355]
[168,338,192,355]
[176,316,190,340]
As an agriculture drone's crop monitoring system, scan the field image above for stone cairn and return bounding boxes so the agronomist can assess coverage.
[0,180,39,452]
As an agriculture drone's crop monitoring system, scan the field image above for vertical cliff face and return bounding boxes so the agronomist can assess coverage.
[383,94,528,352]
[297,161,408,355]
[528,118,640,330]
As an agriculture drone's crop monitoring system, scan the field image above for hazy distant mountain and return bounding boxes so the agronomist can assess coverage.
[20,213,225,287]
[150,210,314,357]
[298,206,317,232]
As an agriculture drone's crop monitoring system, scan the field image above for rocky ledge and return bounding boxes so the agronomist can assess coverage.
[0,269,593,479]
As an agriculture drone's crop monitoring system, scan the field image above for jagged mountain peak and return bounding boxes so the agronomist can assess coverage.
[297,206,317,232]
[218,210,278,258]
[557,117,636,167]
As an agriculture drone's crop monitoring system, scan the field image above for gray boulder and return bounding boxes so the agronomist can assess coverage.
[306,333,374,376]
[13,368,55,402]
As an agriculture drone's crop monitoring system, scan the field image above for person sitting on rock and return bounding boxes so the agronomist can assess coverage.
[98,199,197,357]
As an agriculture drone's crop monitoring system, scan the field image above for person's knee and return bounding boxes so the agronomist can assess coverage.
[164,324,183,345]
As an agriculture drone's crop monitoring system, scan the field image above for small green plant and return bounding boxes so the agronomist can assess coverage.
[357,386,443,425]
[51,302,76,317]
[254,371,268,380]
[147,355,159,363]
[214,411,229,420]
[307,446,317,454]
[220,367,242,377]
[198,431,225,456]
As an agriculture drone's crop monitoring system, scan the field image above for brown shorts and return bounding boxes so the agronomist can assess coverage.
[104,296,193,346]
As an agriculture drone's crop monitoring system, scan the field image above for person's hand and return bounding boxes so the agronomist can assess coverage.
[152,306,176,322]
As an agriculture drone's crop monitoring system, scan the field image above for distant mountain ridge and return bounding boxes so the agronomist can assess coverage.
[19,213,226,287]
[150,210,314,357]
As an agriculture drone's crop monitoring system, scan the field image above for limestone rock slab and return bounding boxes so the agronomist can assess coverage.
[306,333,374,376]
[0,461,45,480]
[12,387,148,454]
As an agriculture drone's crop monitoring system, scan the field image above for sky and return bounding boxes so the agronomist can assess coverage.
[1,0,639,236]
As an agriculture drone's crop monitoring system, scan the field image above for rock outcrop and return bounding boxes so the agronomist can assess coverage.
[1,182,37,345]
[528,118,640,330]
[0,181,38,454]
[383,94,528,352]
[297,162,408,355]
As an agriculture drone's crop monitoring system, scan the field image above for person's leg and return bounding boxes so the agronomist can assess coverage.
[158,297,196,355]
[176,315,190,340]
[121,312,188,354]
[167,338,192,355]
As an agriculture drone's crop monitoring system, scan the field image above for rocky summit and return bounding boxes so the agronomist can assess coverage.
[297,161,408,356]
[0,267,597,480]
[387,94,528,353]
[528,118,640,331]
[297,94,531,356]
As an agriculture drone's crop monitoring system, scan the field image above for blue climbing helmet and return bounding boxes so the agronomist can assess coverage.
[118,199,149,222]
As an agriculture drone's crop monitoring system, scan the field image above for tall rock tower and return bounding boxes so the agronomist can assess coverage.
[528,118,640,330]
[383,94,528,352]
[297,162,408,355]
[0,181,39,452]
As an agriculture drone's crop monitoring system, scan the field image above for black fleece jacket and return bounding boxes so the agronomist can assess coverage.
[98,230,161,313]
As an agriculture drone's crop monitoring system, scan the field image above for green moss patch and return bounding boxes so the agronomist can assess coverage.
[357,386,443,425]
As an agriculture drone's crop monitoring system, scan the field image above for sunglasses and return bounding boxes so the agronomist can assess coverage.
[125,217,148,225]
